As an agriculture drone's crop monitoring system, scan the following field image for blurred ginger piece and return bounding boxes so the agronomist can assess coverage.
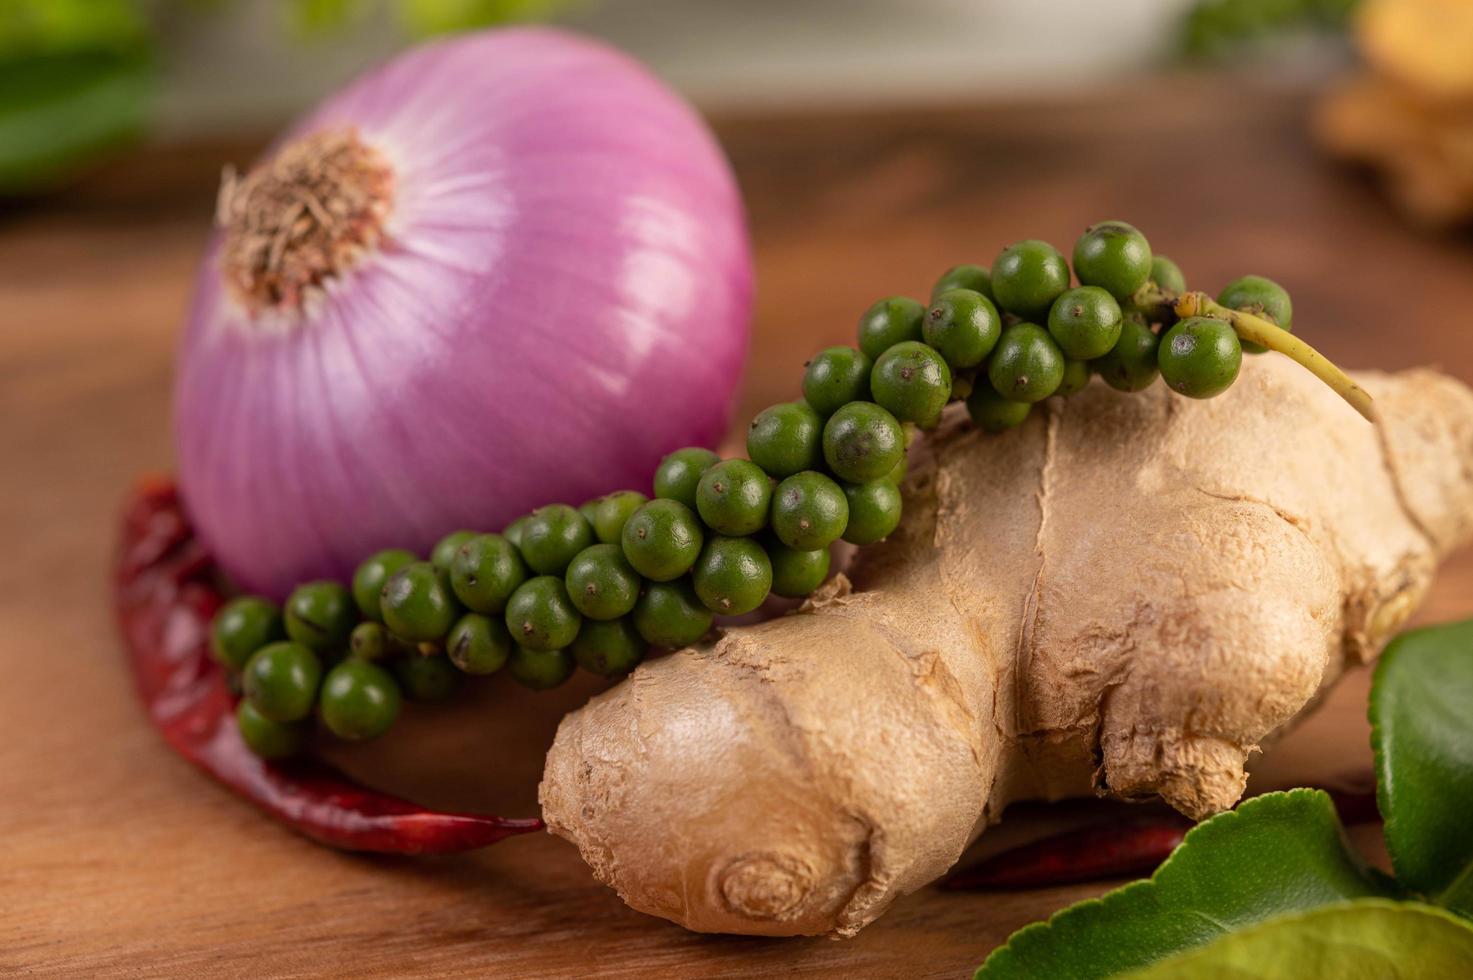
[1358,0,1473,99]
[1317,0,1473,227]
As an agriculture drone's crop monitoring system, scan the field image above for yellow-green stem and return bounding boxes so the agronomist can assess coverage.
[1175,292,1377,423]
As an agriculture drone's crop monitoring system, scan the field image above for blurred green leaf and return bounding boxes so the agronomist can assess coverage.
[1180,0,1360,60]
[0,50,154,195]
[0,0,150,57]
[288,0,373,37]
[395,0,578,36]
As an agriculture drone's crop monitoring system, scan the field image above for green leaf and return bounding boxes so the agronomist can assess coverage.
[1372,620,1473,917]
[1123,900,1473,979]
[0,49,153,195]
[975,790,1394,980]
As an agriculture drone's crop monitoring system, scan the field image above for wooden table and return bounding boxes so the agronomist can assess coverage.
[5,76,1473,978]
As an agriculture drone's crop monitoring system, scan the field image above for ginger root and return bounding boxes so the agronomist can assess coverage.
[539,356,1473,937]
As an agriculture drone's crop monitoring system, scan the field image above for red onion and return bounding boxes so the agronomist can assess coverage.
[174,28,753,599]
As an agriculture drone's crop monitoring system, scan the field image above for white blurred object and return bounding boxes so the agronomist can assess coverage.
[577,0,1198,108]
[158,0,1197,136]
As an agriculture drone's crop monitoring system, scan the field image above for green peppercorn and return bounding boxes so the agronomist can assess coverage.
[885,452,908,486]
[504,575,582,651]
[243,641,322,723]
[802,347,873,417]
[508,645,576,690]
[747,402,824,478]
[1159,316,1243,398]
[592,490,648,545]
[236,700,307,759]
[284,581,356,654]
[518,504,594,576]
[857,296,926,360]
[431,530,476,572]
[632,578,713,648]
[841,480,903,545]
[966,382,1032,433]
[771,471,849,551]
[393,652,462,702]
[992,240,1071,320]
[822,402,904,484]
[871,341,953,428]
[565,543,642,620]
[695,459,773,537]
[621,498,704,582]
[1072,221,1153,302]
[653,447,720,510]
[1218,274,1292,354]
[1150,255,1187,293]
[351,548,416,622]
[1056,359,1092,398]
[578,499,601,528]
[988,323,1066,403]
[1092,315,1160,392]
[931,263,993,302]
[1047,285,1123,360]
[692,536,773,615]
[503,515,530,550]
[211,596,283,672]
[446,612,512,674]
[923,288,1001,370]
[766,539,831,598]
[570,617,646,677]
[381,561,460,643]
[319,659,401,741]
[449,533,526,615]
[349,621,393,662]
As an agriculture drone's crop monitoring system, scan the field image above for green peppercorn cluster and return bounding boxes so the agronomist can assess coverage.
[936,223,1291,430]
[213,218,1295,758]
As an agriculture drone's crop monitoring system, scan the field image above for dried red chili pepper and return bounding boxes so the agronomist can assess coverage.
[115,475,543,854]
[941,788,1379,891]
[940,816,1191,891]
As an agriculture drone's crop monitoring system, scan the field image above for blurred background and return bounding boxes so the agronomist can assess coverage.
[3,0,1466,222]
[0,0,1358,144]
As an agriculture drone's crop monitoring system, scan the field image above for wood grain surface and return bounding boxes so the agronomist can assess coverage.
[4,76,1473,979]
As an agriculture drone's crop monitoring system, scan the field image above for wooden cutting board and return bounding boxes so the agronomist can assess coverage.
[5,76,1473,979]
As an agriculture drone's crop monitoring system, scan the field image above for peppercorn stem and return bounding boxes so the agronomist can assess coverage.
[1174,292,1377,423]
[1130,282,1180,323]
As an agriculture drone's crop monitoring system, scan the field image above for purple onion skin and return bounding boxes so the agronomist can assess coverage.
[175,29,753,599]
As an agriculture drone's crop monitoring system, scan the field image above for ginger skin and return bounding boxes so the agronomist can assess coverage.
[539,357,1473,938]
